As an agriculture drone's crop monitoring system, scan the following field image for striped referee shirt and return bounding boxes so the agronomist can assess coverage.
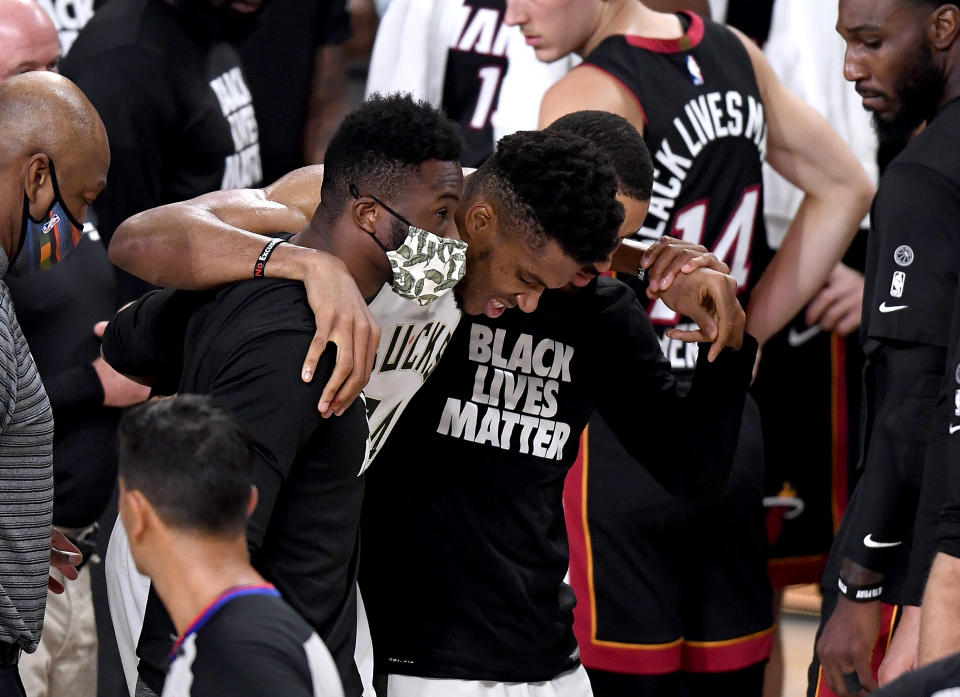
[0,251,54,654]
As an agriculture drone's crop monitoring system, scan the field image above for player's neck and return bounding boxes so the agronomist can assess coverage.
[294,218,387,300]
[578,2,685,57]
[151,533,265,638]
[941,68,960,112]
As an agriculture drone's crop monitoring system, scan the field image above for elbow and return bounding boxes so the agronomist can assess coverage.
[108,213,140,271]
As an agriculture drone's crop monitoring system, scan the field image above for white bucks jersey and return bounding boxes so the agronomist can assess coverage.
[361,285,463,472]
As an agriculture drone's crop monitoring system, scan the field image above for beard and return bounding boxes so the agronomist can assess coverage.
[872,42,945,144]
[175,0,268,43]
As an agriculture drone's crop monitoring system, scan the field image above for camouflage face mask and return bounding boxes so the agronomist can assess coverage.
[349,184,467,306]
[385,224,467,306]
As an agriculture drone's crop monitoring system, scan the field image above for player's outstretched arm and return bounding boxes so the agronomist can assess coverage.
[732,28,875,345]
[108,165,379,418]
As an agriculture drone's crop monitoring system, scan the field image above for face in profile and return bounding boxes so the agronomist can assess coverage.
[504,0,603,62]
[837,0,946,142]
[569,192,651,287]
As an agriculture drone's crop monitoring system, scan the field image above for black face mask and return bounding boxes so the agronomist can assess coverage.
[10,158,85,277]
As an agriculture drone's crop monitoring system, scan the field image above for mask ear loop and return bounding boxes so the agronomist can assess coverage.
[349,183,411,254]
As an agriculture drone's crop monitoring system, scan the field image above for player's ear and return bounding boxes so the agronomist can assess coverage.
[246,485,259,518]
[351,196,380,235]
[462,200,496,246]
[929,5,960,51]
[21,154,54,214]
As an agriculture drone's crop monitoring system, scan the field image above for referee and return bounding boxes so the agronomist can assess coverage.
[116,396,343,697]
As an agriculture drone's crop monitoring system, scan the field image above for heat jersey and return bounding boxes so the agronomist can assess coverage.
[584,10,773,374]
[442,0,509,166]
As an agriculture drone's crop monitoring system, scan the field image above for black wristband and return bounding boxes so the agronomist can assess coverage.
[253,238,285,278]
[838,576,883,602]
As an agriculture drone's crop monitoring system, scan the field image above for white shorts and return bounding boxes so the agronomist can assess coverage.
[384,665,593,697]
[105,516,151,697]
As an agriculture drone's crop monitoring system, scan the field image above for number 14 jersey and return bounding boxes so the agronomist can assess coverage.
[584,11,774,372]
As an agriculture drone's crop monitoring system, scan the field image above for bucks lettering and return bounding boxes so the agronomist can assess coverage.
[437,324,573,460]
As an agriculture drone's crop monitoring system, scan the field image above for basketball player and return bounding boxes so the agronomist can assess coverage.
[117,396,344,697]
[102,93,468,697]
[104,109,744,695]
[817,2,960,694]
[502,0,874,694]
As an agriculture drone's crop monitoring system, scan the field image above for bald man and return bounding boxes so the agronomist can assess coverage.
[0,71,106,696]
[0,0,60,81]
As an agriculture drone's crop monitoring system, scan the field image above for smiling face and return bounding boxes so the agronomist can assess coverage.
[504,0,603,61]
[837,0,946,142]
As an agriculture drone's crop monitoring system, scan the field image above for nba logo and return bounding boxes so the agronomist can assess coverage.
[890,271,905,298]
[686,56,704,85]
[41,213,60,234]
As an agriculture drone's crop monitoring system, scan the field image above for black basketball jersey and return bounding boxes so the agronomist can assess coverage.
[442,0,508,167]
[584,11,774,374]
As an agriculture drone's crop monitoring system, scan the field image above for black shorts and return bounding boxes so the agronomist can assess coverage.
[751,315,864,587]
[566,396,773,677]
[586,660,766,697]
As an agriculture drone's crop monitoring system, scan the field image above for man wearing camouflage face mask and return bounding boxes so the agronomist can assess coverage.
[100,93,466,697]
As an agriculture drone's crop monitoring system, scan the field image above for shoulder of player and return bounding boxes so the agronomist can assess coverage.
[263,165,325,223]
[540,63,645,131]
[201,593,313,645]
[884,121,960,191]
[877,159,960,211]
[567,277,653,337]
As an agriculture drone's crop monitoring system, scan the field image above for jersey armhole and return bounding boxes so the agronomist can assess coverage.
[573,63,648,128]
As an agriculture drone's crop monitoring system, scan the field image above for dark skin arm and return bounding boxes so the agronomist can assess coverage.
[108,166,379,418]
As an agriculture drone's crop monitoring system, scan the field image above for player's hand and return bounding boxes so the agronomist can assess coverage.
[655,268,745,361]
[817,596,882,696]
[878,605,920,686]
[640,236,730,293]
[804,263,864,336]
[92,322,152,407]
[300,253,380,418]
[49,529,82,594]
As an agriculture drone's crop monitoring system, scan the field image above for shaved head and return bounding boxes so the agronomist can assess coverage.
[0,0,60,82]
[0,71,109,258]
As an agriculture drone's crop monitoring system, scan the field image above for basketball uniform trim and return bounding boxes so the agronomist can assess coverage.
[170,585,280,659]
[624,11,706,54]
[567,428,685,675]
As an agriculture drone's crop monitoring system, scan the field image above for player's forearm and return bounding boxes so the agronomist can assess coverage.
[919,553,960,665]
[746,190,867,343]
[109,195,315,290]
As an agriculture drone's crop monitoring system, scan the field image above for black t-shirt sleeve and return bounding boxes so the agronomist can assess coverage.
[101,288,204,393]
[316,0,351,46]
[205,329,331,552]
[65,46,177,242]
[865,163,960,348]
[940,339,960,558]
[591,285,758,496]
[840,342,945,575]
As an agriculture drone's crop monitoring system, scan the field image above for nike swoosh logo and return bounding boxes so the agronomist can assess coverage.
[950,424,960,435]
[787,325,822,347]
[879,302,909,313]
[863,534,902,548]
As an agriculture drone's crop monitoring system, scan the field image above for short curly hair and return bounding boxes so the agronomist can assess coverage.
[465,130,623,265]
[320,92,463,218]
[547,111,653,202]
